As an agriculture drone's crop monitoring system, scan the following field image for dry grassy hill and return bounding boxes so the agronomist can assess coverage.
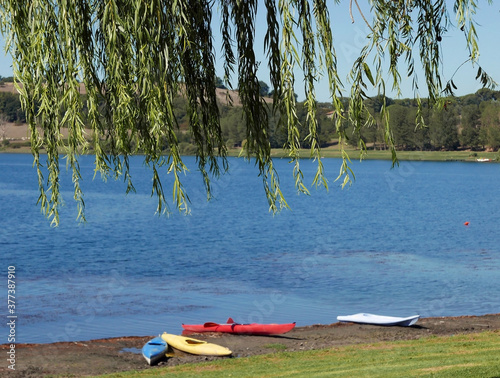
[0,82,272,143]
[0,82,16,93]
[0,81,270,106]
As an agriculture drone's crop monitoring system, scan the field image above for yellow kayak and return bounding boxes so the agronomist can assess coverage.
[161,332,232,356]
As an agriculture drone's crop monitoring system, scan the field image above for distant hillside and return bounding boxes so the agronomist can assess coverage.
[1,80,500,153]
[0,82,16,93]
[0,81,271,106]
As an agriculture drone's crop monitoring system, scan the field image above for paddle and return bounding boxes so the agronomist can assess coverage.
[203,318,238,327]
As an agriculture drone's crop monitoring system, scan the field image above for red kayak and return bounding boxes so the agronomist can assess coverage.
[182,318,296,335]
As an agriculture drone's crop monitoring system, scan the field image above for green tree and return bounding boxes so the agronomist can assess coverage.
[259,81,270,97]
[389,105,430,151]
[0,113,7,145]
[0,0,495,225]
[220,106,246,147]
[0,75,14,84]
[430,107,459,150]
[479,102,500,150]
[0,92,24,123]
[215,76,227,89]
[389,105,412,150]
[459,104,481,149]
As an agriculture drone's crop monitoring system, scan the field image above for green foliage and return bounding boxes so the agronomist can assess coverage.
[460,104,481,149]
[430,106,460,150]
[479,101,500,150]
[215,77,226,89]
[0,92,24,122]
[1,87,499,157]
[220,106,246,147]
[0,75,14,84]
[258,81,270,97]
[0,0,496,224]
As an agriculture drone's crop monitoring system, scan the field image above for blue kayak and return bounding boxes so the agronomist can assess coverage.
[141,336,169,365]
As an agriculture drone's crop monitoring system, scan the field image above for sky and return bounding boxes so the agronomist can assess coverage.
[0,1,498,102]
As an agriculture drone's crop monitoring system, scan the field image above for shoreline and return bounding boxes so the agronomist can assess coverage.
[2,123,499,161]
[1,146,499,163]
[5,312,499,348]
[2,313,499,376]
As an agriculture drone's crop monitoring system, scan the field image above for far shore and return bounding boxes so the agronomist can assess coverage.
[1,122,499,162]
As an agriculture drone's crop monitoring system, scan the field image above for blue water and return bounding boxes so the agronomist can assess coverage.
[1,153,499,344]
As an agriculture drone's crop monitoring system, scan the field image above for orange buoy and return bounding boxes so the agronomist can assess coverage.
[464,222,470,226]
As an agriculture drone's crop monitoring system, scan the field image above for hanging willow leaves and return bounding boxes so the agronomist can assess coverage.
[0,0,495,225]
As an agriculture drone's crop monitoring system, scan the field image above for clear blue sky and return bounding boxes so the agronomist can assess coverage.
[1,1,498,101]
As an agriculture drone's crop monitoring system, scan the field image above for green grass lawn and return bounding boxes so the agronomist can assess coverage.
[3,141,498,163]
[101,331,500,377]
[267,148,499,163]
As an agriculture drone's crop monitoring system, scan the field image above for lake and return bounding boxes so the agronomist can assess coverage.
[1,153,499,344]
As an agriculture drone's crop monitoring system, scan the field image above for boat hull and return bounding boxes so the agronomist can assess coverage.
[337,313,420,326]
[161,333,232,356]
[141,336,168,365]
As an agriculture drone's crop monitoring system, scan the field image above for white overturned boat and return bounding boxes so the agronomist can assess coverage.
[337,313,420,326]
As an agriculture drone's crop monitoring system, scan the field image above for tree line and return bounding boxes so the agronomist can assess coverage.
[366,89,500,152]
[1,74,499,153]
[218,87,500,153]
[0,76,25,123]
